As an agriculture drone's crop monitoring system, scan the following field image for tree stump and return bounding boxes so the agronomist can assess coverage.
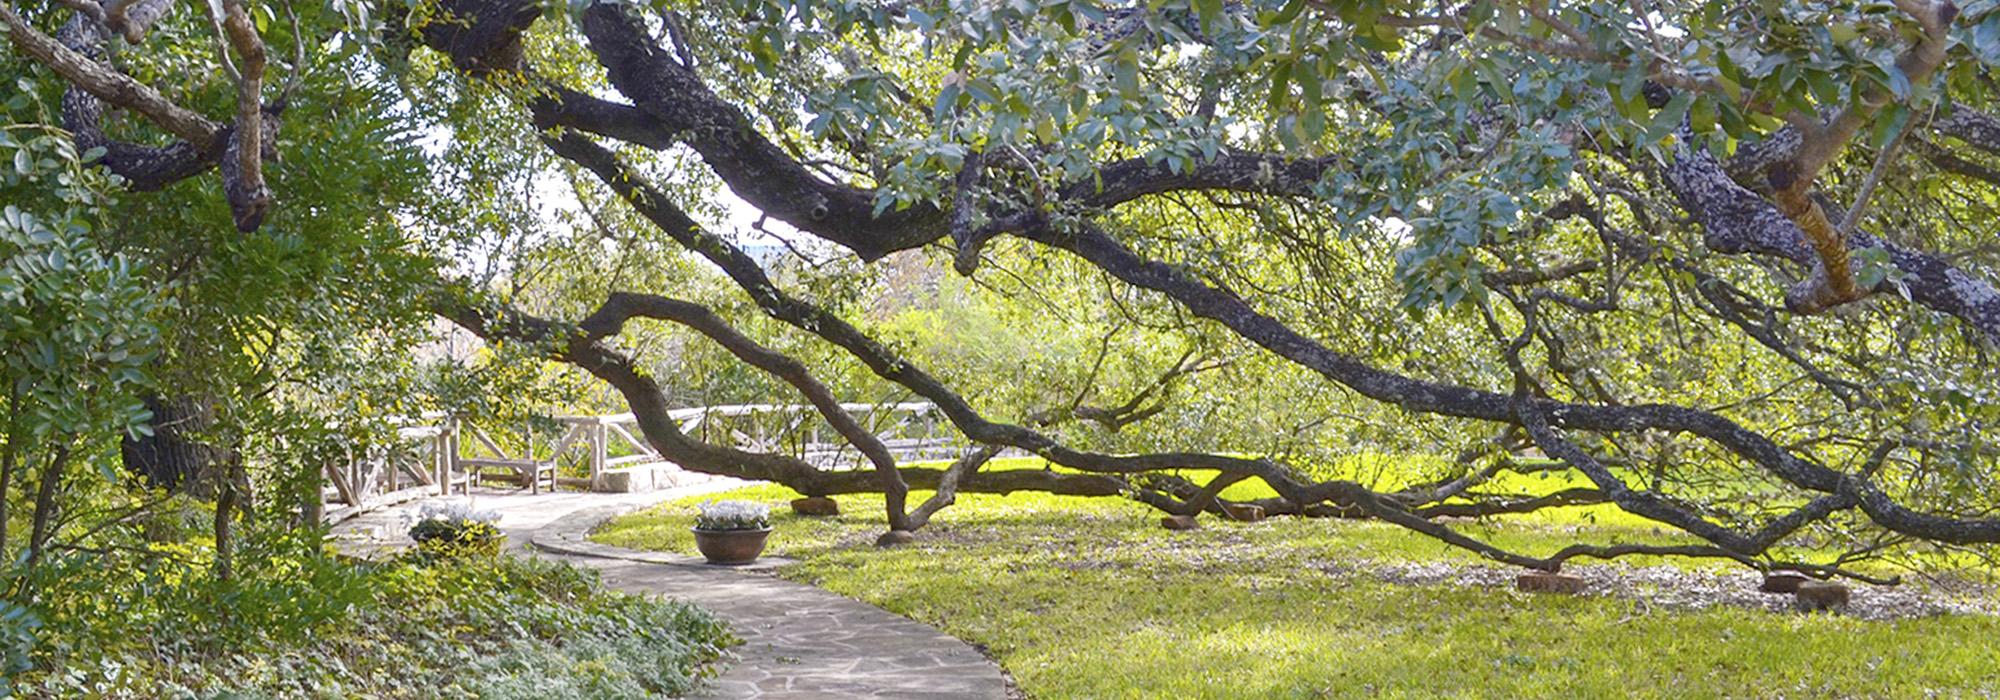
[791,496,840,517]
[1222,503,1266,522]
[1516,571,1587,595]
[1759,571,1810,593]
[875,529,917,547]
[1792,581,1850,612]
[1160,514,1200,531]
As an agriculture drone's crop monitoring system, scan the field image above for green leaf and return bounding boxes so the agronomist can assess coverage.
[1691,95,1717,133]
[1465,0,1496,30]
[1875,58,1913,100]
[1192,0,1222,33]
[1643,91,1694,143]
[1805,70,1841,108]
[1299,58,1322,114]
[1870,104,1912,149]
[1269,0,1308,25]
[1474,59,1512,102]
[1112,50,1140,95]
[1450,65,1477,102]
[1266,59,1293,111]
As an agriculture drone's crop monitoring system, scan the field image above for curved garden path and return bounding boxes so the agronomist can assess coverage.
[330,485,1009,700]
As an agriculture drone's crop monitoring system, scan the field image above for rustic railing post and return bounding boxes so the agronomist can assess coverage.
[526,427,540,494]
[590,420,608,487]
[435,419,451,496]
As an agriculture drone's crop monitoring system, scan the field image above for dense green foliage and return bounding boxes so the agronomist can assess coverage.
[410,521,508,560]
[11,550,731,698]
[0,6,592,695]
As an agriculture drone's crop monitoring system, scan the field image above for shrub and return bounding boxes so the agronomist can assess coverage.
[0,602,38,698]
[694,500,770,531]
[407,501,506,559]
[11,552,734,698]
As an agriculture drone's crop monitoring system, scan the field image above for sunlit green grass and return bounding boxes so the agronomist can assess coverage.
[596,458,1724,566]
[593,460,2000,698]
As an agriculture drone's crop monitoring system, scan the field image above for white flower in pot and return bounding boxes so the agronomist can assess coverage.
[691,500,773,564]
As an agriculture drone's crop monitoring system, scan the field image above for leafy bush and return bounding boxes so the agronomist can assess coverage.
[407,502,506,559]
[694,500,770,531]
[9,551,733,698]
[0,603,38,699]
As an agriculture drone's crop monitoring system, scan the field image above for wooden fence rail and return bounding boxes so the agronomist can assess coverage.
[320,402,951,522]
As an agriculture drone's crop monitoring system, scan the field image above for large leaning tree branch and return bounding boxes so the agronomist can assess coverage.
[551,2,1347,263]
[1663,137,2000,342]
[569,2,945,261]
[1757,0,1958,312]
[538,129,1318,500]
[574,292,916,531]
[551,48,2000,343]
[2,3,282,230]
[56,17,219,191]
[543,1,2000,348]
[0,3,218,143]
[528,122,1920,577]
[435,292,1130,501]
[1001,211,2000,546]
[441,274,1838,575]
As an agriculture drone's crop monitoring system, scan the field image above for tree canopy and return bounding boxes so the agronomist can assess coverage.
[3,0,1999,580]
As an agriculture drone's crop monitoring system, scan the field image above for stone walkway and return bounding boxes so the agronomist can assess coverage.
[331,485,1009,700]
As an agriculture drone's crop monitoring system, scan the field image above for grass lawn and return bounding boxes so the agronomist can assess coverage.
[593,461,2000,699]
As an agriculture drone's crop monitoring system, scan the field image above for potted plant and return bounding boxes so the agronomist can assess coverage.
[691,500,772,565]
[407,501,505,559]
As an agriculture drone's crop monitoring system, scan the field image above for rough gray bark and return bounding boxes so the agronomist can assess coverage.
[1666,141,2000,341]
[120,395,229,495]
[105,0,172,43]
[5,6,282,228]
[575,3,948,260]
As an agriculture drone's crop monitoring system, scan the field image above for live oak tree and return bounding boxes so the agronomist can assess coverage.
[6,0,2000,579]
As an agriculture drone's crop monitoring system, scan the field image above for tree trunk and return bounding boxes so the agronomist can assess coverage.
[25,444,73,572]
[121,394,227,495]
[1,383,19,556]
[299,460,323,528]
[213,466,236,582]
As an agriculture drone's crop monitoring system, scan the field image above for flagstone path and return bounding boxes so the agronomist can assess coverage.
[331,484,1009,700]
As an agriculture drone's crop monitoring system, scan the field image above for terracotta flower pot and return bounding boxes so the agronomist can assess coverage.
[691,527,772,565]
